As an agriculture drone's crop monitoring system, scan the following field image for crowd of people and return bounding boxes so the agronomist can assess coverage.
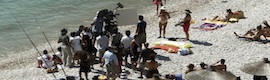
[35,0,270,80]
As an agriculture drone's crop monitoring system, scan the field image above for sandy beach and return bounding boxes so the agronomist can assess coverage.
[1,0,270,80]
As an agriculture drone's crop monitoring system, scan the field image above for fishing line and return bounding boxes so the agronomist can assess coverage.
[8,8,57,79]
[33,16,67,76]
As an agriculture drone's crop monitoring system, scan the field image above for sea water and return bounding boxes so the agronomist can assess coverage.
[0,0,152,58]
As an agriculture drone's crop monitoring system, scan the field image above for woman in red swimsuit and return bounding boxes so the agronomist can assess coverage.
[181,10,192,40]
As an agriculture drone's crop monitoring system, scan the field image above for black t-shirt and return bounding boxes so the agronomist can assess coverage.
[140,48,156,62]
[137,21,147,33]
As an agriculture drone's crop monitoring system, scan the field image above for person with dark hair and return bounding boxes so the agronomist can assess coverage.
[136,15,147,46]
[77,25,85,37]
[185,64,195,74]
[234,25,267,41]
[130,35,142,70]
[37,50,53,69]
[58,28,73,67]
[138,43,157,79]
[145,53,159,78]
[197,62,208,70]
[82,35,95,69]
[79,47,91,80]
[211,59,227,71]
[91,11,105,40]
[96,31,109,63]
[212,9,234,22]
[181,10,192,40]
[70,32,83,65]
[121,30,133,65]
[100,47,119,80]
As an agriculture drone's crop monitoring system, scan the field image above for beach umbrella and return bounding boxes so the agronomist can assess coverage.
[185,69,237,80]
[241,58,270,76]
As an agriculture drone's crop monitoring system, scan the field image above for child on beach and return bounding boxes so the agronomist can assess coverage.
[158,6,170,38]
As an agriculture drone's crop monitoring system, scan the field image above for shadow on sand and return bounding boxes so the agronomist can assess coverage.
[189,40,213,46]
[156,54,171,61]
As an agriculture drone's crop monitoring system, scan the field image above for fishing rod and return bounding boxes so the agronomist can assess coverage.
[8,8,57,79]
[33,16,67,77]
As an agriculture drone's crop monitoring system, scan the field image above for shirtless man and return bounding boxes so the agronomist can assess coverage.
[158,6,170,38]
[210,59,227,71]
[234,25,267,41]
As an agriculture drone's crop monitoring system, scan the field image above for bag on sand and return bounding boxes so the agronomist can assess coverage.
[178,48,190,55]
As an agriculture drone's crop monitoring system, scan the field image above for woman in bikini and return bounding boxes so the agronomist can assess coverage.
[158,6,170,38]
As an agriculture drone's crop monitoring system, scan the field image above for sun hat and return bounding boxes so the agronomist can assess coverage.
[185,9,192,14]
[160,6,166,11]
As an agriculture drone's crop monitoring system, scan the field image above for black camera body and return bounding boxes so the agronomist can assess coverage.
[98,3,123,34]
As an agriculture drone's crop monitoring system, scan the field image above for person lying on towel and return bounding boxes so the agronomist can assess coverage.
[234,25,268,42]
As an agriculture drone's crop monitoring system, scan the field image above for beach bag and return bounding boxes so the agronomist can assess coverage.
[177,48,190,55]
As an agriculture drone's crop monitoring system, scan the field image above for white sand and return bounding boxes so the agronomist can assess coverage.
[1,0,270,80]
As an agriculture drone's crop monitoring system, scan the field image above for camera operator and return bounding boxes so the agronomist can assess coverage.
[91,11,105,44]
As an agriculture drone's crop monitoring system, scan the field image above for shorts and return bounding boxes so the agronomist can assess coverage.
[183,23,190,34]
[98,49,106,58]
[73,51,82,60]
[106,64,118,74]
[124,49,131,59]
[137,33,146,44]
[80,62,90,72]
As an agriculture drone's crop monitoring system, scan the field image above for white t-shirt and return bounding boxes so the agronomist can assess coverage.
[121,36,133,49]
[103,50,118,66]
[96,35,109,50]
[55,52,62,61]
[70,36,82,51]
[83,32,93,39]
[37,54,54,68]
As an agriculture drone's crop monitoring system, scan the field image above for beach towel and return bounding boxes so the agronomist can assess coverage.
[202,19,229,25]
[151,45,179,53]
[193,23,226,31]
[152,40,192,48]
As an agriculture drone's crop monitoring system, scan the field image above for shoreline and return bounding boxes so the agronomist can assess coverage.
[1,0,270,79]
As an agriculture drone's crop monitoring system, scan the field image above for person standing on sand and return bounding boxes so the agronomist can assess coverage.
[136,15,147,46]
[79,47,91,80]
[70,32,83,65]
[96,32,109,63]
[158,6,170,38]
[121,30,133,66]
[100,47,119,80]
[181,10,192,40]
[58,29,73,68]
[130,35,142,70]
